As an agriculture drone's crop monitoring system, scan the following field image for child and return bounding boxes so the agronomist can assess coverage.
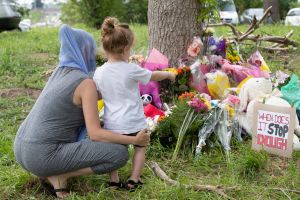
[93,17,175,190]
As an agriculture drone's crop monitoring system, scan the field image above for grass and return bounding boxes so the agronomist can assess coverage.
[0,23,300,199]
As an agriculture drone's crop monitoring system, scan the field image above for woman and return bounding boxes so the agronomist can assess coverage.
[13,25,150,198]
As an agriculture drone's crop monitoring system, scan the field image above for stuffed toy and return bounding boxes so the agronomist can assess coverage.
[238,78,300,150]
[141,94,153,106]
[140,82,162,109]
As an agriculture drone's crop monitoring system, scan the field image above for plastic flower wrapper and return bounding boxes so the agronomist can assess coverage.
[189,59,210,94]
[215,104,232,161]
[143,48,169,70]
[223,95,242,142]
[206,70,231,99]
[248,50,271,72]
[272,70,290,89]
[195,106,222,158]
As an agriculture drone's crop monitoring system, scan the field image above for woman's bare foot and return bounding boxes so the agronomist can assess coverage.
[46,175,69,198]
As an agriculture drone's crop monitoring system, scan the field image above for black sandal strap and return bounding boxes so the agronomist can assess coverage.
[127,179,138,186]
[53,188,69,193]
[108,181,125,188]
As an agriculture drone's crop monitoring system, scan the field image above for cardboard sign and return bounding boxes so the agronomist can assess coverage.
[252,102,295,158]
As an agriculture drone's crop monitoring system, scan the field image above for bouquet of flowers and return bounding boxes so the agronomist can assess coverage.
[160,66,192,103]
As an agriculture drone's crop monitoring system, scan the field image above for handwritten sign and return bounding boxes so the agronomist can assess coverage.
[252,102,295,158]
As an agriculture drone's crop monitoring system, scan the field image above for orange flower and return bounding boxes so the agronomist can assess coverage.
[185,66,190,72]
[177,68,183,75]
[178,92,195,100]
[157,115,165,123]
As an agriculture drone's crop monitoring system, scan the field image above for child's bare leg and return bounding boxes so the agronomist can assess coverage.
[110,170,119,182]
[129,146,146,181]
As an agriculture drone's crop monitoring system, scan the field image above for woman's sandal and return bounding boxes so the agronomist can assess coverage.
[125,179,144,191]
[39,178,69,198]
[107,181,126,189]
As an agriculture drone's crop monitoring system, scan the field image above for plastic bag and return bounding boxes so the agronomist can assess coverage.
[215,105,232,154]
[281,74,300,110]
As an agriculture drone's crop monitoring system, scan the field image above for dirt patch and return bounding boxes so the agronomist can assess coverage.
[266,155,289,176]
[0,88,41,99]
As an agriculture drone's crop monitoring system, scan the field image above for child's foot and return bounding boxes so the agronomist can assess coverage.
[125,178,144,191]
[107,181,126,189]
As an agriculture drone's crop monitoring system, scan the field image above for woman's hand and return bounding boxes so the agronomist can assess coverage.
[134,129,150,146]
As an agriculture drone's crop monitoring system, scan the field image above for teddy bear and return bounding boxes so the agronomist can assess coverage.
[238,77,300,150]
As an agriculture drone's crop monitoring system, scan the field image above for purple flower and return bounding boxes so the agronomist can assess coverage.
[216,39,226,58]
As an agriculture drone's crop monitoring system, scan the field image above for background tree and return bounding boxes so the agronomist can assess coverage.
[61,0,125,28]
[264,0,280,22]
[124,0,148,24]
[148,0,202,67]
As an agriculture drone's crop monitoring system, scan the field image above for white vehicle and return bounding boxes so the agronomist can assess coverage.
[218,0,239,25]
[285,7,300,26]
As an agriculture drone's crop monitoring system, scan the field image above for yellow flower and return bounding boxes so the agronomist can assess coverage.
[226,105,235,119]
[201,98,212,110]
[163,67,178,75]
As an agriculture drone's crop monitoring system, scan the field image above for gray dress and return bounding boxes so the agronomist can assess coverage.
[14,67,128,177]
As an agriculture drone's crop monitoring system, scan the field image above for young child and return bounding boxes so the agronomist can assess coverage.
[93,17,175,190]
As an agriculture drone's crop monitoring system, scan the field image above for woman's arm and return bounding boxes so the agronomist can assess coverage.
[74,79,150,146]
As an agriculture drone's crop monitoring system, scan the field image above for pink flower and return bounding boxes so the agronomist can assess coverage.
[188,97,208,113]
[224,94,240,107]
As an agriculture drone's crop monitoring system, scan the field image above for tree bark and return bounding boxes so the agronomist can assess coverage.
[148,0,201,67]
[263,0,280,23]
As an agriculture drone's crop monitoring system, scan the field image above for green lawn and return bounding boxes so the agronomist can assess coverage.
[0,24,300,200]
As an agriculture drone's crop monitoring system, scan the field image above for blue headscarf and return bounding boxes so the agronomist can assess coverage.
[58,24,96,74]
[58,25,97,141]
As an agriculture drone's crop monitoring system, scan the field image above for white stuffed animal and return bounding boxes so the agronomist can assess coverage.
[238,77,300,150]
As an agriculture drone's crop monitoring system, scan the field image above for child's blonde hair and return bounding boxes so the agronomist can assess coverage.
[101,17,134,55]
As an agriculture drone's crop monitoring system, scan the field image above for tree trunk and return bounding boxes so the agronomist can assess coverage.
[263,0,280,23]
[148,0,201,67]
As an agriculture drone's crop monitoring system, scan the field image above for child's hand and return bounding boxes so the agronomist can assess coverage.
[134,129,150,146]
[168,72,176,82]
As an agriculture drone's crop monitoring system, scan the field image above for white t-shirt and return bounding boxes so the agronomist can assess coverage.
[93,61,152,134]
